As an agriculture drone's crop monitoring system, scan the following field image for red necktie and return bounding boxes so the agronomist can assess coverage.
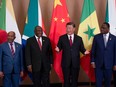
[38,38,42,50]
[69,35,72,46]
[10,43,15,56]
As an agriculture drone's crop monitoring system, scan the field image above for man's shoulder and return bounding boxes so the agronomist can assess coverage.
[94,33,102,38]
[110,33,116,37]
[0,42,8,46]
[60,34,67,38]
[14,42,22,48]
[27,36,35,41]
[14,42,21,45]
[42,36,50,41]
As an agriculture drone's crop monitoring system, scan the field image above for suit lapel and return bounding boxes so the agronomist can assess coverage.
[5,42,14,59]
[66,34,71,47]
[106,34,112,48]
[33,36,42,51]
[72,34,76,46]
[100,34,105,48]
[42,37,45,50]
[14,42,18,57]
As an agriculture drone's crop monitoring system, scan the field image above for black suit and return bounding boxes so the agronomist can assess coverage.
[25,36,53,87]
[57,34,86,87]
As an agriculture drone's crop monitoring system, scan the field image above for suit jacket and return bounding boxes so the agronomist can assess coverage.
[0,42,23,74]
[25,36,53,72]
[91,33,116,69]
[57,34,86,68]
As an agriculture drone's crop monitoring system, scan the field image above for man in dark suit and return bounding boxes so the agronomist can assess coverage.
[55,22,89,87]
[91,22,116,87]
[0,31,24,87]
[25,26,53,87]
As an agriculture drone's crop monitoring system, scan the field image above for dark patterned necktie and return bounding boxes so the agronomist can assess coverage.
[10,43,15,56]
[69,36,72,46]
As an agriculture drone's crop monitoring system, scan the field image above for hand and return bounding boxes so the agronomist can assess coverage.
[0,71,4,78]
[51,64,52,67]
[84,50,90,55]
[27,65,32,72]
[20,71,24,77]
[113,65,116,71]
[55,46,60,52]
[50,64,53,74]
[91,62,96,68]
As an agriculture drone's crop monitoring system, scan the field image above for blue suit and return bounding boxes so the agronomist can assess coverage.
[91,33,116,87]
[0,42,23,87]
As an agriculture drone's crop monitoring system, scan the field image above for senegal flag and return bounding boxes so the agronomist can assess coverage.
[78,0,100,82]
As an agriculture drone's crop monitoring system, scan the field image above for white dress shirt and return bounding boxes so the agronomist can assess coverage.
[35,35,42,45]
[8,42,15,52]
[67,34,74,43]
[103,33,109,43]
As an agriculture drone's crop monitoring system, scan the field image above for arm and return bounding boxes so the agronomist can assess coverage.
[0,45,2,72]
[113,37,116,71]
[80,37,86,54]
[48,39,53,64]
[55,36,62,52]
[20,45,23,71]
[90,37,96,68]
[25,39,32,72]
[0,45,4,78]
[20,45,24,77]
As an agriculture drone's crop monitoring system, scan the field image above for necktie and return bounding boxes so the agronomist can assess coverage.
[69,35,72,46]
[10,43,15,56]
[104,34,107,47]
[38,38,42,50]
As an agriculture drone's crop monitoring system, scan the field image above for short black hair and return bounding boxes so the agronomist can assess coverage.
[66,22,76,28]
[103,22,110,29]
[34,26,42,31]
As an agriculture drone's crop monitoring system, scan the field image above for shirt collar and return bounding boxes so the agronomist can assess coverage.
[67,34,74,38]
[103,32,109,37]
[35,35,42,39]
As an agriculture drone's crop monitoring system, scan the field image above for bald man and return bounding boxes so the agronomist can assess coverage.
[0,31,23,87]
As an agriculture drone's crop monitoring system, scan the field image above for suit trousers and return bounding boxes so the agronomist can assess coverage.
[95,68,112,87]
[62,67,80,87]
[3,73,20,87]
[32,64,50,87]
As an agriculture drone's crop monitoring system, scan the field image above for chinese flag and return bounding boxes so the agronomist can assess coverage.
[49,0,70,82]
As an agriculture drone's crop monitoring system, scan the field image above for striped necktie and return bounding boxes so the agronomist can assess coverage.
[10,43,15,56]
[38,38,42,50]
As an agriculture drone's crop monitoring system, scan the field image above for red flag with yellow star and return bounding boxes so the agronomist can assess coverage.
[49,0,70,82]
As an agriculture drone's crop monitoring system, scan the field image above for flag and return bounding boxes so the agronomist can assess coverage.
[0,30,7,44]
[0,0,21,43]
[78,0,100,82]
[49,0,70,82]
[22,0,45,80]
[105,0,116,36]
[0,0,7,44]
[22,0,45,44]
